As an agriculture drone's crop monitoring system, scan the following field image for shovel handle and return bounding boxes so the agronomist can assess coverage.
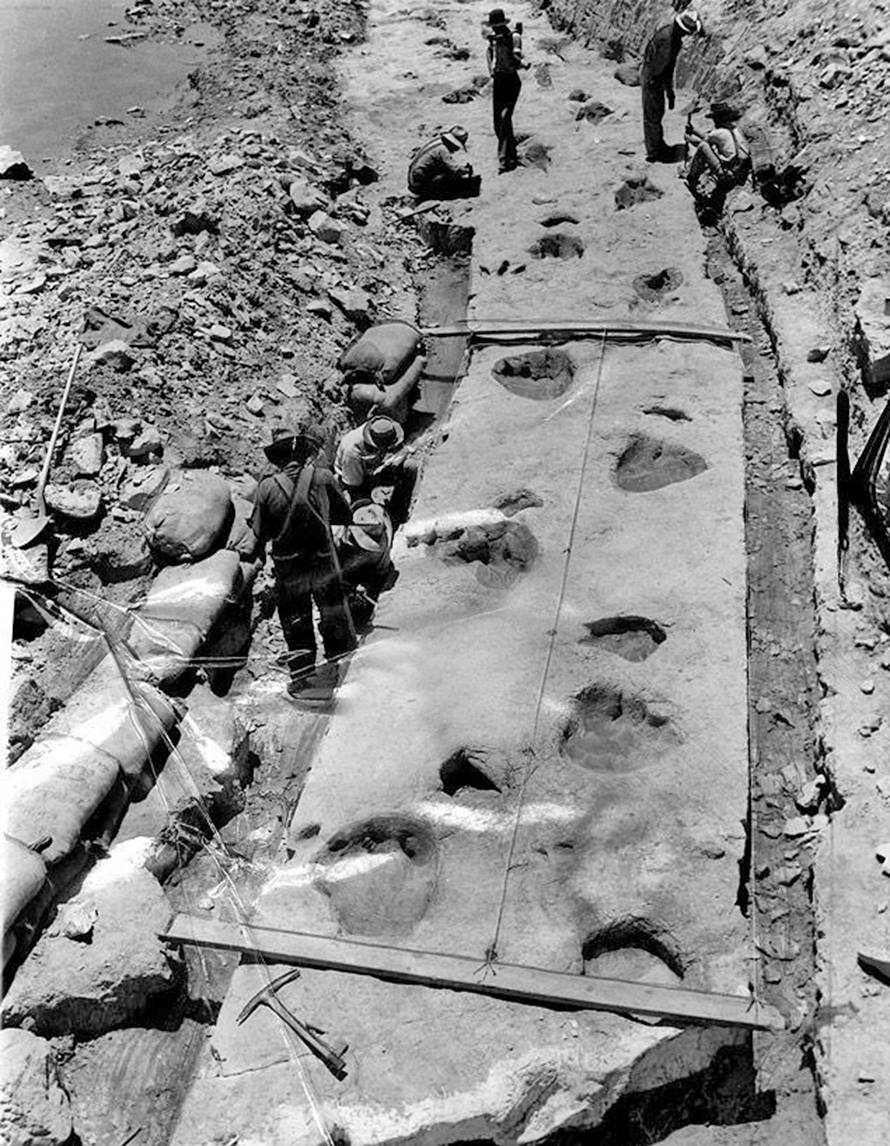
[34,343,83,514]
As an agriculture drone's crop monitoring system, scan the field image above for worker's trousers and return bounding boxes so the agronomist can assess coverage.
[492,72,521,171]
[642,80,667,160]
[411,172,482,201]
[274,557,355,682]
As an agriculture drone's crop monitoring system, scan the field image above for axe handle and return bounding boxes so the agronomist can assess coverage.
[264,996,349,1079]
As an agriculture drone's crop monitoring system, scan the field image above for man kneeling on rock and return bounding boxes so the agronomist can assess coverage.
[239,423,356,698]
[407,125,481,200]
[683,101,751,213]
[334,415,418,524]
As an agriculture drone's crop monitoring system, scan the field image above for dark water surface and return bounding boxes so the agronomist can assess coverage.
[0,0,218,167]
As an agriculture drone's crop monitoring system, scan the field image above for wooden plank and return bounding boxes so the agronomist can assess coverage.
[162,914,784,1032]
[419,319,751,345]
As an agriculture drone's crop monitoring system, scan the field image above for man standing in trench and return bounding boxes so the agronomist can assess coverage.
[640,8,702,163]
[486,8,525,174]
[239,423,356,698]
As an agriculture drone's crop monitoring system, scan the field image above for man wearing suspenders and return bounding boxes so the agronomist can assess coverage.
[241,424,356,696]
[684,101,751,207]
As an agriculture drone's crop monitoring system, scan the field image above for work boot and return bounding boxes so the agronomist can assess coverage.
[286,676,335,707]
[313,661,340,689]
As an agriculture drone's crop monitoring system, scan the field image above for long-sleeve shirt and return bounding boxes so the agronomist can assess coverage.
[408,138,469,194]
[244,461,351,563]
[334,426,381,492]
[641,23,682,87]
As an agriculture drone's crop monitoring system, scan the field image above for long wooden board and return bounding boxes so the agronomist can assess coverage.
[163,914,784,1032]
[419,319,751,346]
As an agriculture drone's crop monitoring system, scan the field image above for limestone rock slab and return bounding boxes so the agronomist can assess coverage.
[2,863,177,1037]
[0,1028,73,1146]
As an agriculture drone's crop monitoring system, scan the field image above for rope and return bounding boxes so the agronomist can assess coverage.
[37,593,339,1146]
[483,333,608,970]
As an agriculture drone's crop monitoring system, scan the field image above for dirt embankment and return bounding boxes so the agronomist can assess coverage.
[541,0,890,457]
[1,0,431,754]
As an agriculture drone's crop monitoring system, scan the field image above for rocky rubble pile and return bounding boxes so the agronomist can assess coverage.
[0,0,424,552]
[1,0,441,770]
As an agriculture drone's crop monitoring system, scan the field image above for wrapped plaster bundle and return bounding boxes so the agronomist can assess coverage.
[338,321,421,385]
[128,549,243,682]
[1,835,47,966]
[144,470,234,563]
[2,682,180,866]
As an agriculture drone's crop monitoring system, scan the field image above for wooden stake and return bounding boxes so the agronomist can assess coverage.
[162,914,784,1032]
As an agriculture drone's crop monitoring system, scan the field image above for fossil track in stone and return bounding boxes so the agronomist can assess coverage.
[580,616,666,661]
[615,434,708,492]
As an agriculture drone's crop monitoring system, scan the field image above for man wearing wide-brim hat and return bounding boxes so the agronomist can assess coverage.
[407,124,481,201]
[334,414,418,522]
[640,8,704,162]
[237,421,356,697]
[683,100,751,207]
[335,499,399,629]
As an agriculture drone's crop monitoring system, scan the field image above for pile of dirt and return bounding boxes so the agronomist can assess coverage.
[1,0,433,760]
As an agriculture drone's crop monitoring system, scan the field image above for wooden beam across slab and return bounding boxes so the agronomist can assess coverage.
[162,914,784,1032]
[419,319,751,346]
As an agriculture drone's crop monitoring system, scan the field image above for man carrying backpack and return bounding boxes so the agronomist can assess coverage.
[240,423,356,697]
[486,8,525,173]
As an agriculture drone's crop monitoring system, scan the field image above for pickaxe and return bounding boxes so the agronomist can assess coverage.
[236,967,349,1080]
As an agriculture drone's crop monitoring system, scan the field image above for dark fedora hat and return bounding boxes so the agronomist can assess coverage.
[263,422,324,461]
[362,415,404,453]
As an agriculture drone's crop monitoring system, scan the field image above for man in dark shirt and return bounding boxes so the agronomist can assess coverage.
[641,10,702,163]
[487,8,525,173]
[240,424,355,696]
[408,126,480,200]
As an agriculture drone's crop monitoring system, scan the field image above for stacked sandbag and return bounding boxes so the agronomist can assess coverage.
[1,551,243,959]
[144,470,233,562]
[339,322,425,425]
[3,682,180,864]
[349,354,428,424]
[128,549,243,682]
[338,321,421,384]
[1,837,46,968]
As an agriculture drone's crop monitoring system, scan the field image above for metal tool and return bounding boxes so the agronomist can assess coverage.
[11,343,83,548]
[236,967,349,1080]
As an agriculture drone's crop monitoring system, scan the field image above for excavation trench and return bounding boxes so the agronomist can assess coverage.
[2,3,834,1144]
[707,229,826,1139]
[9,179,477,1146]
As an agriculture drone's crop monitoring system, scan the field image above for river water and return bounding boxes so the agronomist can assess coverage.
[0,0,217,168]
